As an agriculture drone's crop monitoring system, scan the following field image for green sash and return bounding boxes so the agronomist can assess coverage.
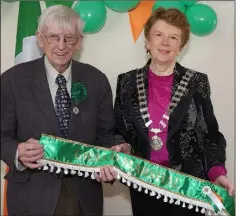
[37,134,235,216]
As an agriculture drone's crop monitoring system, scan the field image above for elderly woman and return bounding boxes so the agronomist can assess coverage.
[112,7,234,216]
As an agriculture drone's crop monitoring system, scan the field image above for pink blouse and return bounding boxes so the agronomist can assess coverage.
[148,69,173,167]
[147,69,226,181]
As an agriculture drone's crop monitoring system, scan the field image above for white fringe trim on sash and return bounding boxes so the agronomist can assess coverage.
[37,159,229,216]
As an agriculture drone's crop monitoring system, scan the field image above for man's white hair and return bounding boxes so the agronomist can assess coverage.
[37,5,84,36]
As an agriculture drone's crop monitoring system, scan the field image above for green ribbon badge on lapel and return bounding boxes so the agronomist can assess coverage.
[71,82,87,103]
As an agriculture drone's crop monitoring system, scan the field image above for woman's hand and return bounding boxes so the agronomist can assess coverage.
[111,143,132,154]
[214,175,235,196]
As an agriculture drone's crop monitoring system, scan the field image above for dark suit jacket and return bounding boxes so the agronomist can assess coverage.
[114,59,226,180]
[1,57,115,216]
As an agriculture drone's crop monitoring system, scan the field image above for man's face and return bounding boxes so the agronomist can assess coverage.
[37,21,81,71]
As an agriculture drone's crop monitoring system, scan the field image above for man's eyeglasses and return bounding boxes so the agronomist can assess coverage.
[42,32,79,45]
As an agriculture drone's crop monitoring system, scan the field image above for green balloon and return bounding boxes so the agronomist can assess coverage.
[45,1,73,8]
[104,0,140,12]
[153,1,186,13]
[185,3,217,36]
[180,0,197,7]
[73,1,107,33]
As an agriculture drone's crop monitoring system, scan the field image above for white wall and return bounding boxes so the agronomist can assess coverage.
[1,1,235,215]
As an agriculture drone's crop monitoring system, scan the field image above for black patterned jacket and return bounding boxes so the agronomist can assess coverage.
[114,59,226,179]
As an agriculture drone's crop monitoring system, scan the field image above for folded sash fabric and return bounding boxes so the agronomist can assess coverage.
[37,134,235,216]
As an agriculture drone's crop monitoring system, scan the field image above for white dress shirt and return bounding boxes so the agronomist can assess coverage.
[44,56,72,106]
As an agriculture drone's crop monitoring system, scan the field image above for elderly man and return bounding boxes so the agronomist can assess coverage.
[1,5,124,216]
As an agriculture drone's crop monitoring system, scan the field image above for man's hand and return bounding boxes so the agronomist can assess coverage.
[18,138,44,169]
[95,143,132,183]
[215,175,235,196]
[95,166,117,183]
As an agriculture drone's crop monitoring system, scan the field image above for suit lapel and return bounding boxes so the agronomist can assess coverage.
[67,60,86,138]
[167,62,187,139]
[130,60,150,142]
[31,57,61,136]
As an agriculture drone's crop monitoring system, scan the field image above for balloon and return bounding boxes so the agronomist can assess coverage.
[153,1,186,13]
[73,1,107,33]
[185,3,217,36]
[104,0,140,12]
[45,1,74,8]
[180,0,197,7]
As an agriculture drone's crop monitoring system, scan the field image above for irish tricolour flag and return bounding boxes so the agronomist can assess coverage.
[14,1,43,65]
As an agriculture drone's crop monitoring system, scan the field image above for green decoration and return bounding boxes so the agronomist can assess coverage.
[73,1,107,33]
[45,1,74,8]
[71,82,87,103]
[180,0,197,7]
[104,0,141,13]
[152,1,186,13]
[185,3,217,36]
[15,1,41,57]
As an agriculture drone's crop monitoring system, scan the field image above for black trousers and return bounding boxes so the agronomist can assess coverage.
[130,188,203,216]
[54,178,84,216]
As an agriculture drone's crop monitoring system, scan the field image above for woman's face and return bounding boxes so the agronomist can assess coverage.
[146,19,182,64]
